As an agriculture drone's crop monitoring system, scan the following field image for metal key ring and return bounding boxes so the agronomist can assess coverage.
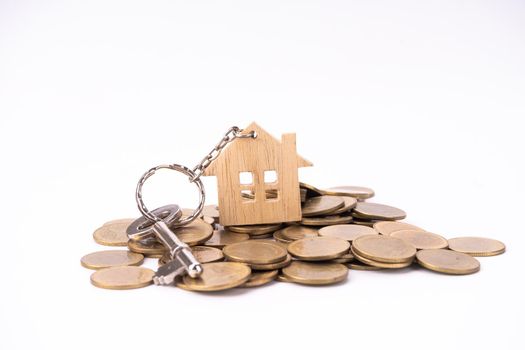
[135,164,205,227]
[126,204,183,241]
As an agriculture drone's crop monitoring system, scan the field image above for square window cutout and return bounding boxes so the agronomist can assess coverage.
[264,170,277,183]
[239,171,253,185]
[265,189,279,200]
[241,189,255,201]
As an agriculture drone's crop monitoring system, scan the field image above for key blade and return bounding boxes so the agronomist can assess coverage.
[175,248,203,278]
[153,259,186,285]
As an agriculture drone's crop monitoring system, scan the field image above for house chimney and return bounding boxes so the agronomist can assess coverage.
[281,133,297,155]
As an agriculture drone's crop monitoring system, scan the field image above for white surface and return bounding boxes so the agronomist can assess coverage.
[1,1,524,349]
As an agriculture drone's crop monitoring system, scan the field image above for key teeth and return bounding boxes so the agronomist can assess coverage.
[153,275,169,286]
[153,272,178,286]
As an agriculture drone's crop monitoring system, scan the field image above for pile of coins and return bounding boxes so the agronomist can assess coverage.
[82,183,506,291]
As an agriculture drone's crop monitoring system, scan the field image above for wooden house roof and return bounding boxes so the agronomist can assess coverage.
[203,122,312,176]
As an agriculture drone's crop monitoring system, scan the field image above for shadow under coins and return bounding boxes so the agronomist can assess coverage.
[166,276,357,297]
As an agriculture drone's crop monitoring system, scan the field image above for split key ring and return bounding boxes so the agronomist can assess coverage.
[128,163,206,282]
[135,163,206,226]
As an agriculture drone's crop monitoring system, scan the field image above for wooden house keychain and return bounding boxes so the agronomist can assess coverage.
[126,122,312,283]
[85,122,506,290]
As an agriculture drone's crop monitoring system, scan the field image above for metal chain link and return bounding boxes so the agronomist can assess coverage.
[190,126,257,182]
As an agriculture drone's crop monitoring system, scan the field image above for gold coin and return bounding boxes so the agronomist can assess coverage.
[373,221,423,235]
[241,270,278,288]
[330,196,358,215]
[351,219,378,227]
[301,215,353,226]
[159,246,223,265]
[204,228,250,248]
[287,237,350,261]
[323,186,375,200]
[347,262,383,271]
[191,246,224,263]
[300,182,324,197]
[281,225,319,241]
[248,254,292,270]
[90,266,155,290]
[223,240,288,264]
[352,212,389,220]
[260,239,290,251]
[93,222,131,247]
[275,274,293,283]
[353,202,407,221]
[181,262,251,291]
[172,218,213,246]
[319,224,378,242]
[81,250,144,270]
[282,261,348,285]
[351,246,414,269]
[352,235,416,263]
[300,188,307,202]
[174,277,193,291]
[227,223,282,236]
[302,196,344,217]
[331,253,355,264]
[203,216,215,225]
[181,208,203,217]
[249,233,275,239]
[254,239,290,252]
[202,204,220,219]
[144,253,164,258]
[390,230,448,250]
[416,249,480,275]
[273,230,293,243]
[128,239,166,255]
[276,274,293,282]
[102,218,135,226]
[447,237,505,257]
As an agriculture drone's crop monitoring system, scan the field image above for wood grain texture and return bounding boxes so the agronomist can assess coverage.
[204,122,312,226]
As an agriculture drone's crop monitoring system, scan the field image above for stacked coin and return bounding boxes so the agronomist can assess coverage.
[351,235,416,269]
[227,223,283,239]
[82,182,506,291]
[81,216,218,290]
[223,240,292,271]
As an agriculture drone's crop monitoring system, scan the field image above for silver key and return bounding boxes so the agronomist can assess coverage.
[152,221,203,285]
[133,163,212,285]
[126,206,203,285]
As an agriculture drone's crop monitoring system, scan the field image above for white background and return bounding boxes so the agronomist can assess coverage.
[1,1,524,349]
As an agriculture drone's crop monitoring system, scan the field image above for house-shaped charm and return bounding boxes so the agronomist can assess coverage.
[203,122,312,226]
